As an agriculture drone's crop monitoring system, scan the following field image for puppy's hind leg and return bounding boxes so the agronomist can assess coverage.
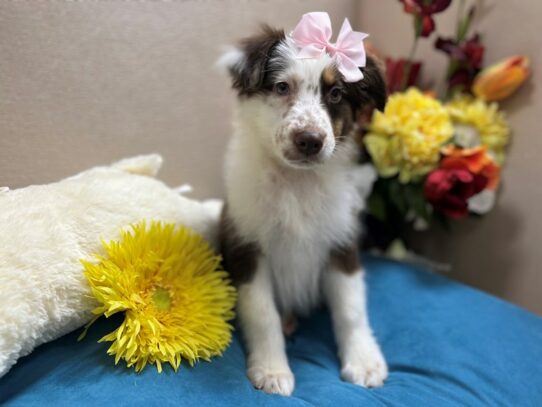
[238,256,295,396]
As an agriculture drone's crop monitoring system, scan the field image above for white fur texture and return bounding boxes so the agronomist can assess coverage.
[238,256,295,395]
[0,155,222,378]
[323,268,388,387]
[224,38,386,395]
[227,137,366,315]
[272,39,336,165]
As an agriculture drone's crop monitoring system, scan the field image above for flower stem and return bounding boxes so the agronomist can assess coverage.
[443,0,473,99]
[400,34,420,91]
[457,0,466,36]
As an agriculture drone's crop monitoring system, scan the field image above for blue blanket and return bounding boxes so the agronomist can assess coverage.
[2,256,542,406]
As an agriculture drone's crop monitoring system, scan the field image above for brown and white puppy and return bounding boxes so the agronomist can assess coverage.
[219,25,387,396]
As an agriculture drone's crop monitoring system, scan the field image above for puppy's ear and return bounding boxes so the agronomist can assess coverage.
[346,56,387,113]
[220,25,285,96]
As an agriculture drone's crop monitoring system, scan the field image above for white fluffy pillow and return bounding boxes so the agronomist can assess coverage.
[0,155,222,378]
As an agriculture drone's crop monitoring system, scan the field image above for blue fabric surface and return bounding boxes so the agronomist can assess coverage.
[2,256,542,406]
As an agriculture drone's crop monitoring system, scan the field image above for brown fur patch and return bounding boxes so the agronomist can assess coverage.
[332,104,354,141]
[322,66,338,86]
[330,242,361,274]
[332,118,344,140]
[320,56,388,144]
[229,25,286,96]
[344,56,387,112]
[219,205,261,285]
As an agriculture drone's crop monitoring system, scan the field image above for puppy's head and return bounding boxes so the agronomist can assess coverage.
[222,25,386,169]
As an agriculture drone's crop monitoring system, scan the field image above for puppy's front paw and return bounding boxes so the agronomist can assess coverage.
[247,364,295,396]
[341,334,388,388]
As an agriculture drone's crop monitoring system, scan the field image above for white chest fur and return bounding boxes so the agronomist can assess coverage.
[225,136,365,315]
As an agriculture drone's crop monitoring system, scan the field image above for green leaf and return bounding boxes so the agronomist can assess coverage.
[388,179,408,216]
[446,59,460,79]
[457,5,476,42]
[414,15,423,38]
[404,182,430,221]
[367,190,388,222]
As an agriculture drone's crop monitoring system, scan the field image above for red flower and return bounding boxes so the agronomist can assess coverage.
[435,34,485,93]
[424,167,488,219]
[400,0,452,37]
[440,146,501,191]
[385,58,423,93]
[435,34,484,69]
[464,38,484,69]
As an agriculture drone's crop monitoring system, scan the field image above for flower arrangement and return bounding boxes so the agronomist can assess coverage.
[363,0,530,252]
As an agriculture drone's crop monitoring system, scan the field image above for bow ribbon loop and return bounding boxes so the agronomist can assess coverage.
[291,12,369,82]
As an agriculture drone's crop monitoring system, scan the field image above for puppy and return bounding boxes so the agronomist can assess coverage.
[219,19,388,396]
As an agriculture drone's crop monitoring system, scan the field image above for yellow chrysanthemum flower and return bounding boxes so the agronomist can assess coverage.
[446,96,510,164]
[81,221,237,373]
[364,88,453,183]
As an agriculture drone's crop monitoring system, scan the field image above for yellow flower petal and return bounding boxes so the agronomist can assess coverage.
[364,88,453,182]
[81,221,237,373]
[446,95,510,165]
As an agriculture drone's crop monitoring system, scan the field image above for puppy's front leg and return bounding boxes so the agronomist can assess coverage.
[323,247,388,388]
[238,256,294,396]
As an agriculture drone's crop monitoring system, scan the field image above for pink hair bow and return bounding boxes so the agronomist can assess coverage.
[291,12,368,82]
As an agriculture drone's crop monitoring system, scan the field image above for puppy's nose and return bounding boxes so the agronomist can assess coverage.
[293,131,324,156]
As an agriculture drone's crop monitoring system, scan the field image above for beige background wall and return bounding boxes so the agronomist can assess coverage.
[1,1,540,314]
[0,0,357,199]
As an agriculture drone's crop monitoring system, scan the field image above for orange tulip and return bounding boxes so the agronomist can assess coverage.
[473,56,530,102]
[441,145,501,190]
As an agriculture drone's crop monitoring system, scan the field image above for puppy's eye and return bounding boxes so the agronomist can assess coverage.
[328,86,343,103]
[274,82,290,96]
